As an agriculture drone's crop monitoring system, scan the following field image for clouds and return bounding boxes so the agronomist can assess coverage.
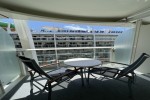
[64,24,87,30]
[42,26,62,30]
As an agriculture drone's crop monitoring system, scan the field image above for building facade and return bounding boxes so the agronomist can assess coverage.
[9,31,121,65]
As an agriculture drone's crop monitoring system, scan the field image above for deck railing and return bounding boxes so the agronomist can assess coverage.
[17,46,113,68]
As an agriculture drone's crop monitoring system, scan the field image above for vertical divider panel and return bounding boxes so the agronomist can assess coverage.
[0,28,21,86]
[113,28,135,64]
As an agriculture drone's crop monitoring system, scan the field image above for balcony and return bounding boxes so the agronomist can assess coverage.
[0,20,150,100]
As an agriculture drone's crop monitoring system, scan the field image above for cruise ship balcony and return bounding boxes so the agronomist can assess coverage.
[0,25,150,100]
[1,0,150,100]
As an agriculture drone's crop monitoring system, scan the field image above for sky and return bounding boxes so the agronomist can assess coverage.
[0,18,130,32]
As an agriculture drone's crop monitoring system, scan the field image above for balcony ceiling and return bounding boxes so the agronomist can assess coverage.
[0,0,150,23]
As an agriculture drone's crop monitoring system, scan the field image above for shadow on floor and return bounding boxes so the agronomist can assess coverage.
[7,76,150,100]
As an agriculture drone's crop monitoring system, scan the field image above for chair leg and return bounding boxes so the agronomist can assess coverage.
[43,80,48,91]
[128,78,133,98]
[29,71,34,99]
[79,68,84,86]
[133,73,136,84]
[48,82,52,100]
[84,68,87,78]
[29,72,34,89]
[30,79,34,99]
[87,68,90,85]
[30,79,34,91]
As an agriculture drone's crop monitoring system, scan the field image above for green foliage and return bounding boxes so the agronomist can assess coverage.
[0,22,8,27]
[0,22,15,28]
[10,24,15,28]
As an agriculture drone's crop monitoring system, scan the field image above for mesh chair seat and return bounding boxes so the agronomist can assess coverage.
[48,69,78,82]
[90,67,120,78]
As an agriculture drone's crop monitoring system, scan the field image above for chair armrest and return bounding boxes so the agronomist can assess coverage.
[40,60,60,68]
[102,61,129,66]
[100,67,120,72]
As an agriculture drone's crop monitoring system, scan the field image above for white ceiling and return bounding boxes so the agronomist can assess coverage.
[0,0,150,23]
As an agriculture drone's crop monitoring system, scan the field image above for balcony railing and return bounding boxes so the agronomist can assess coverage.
[17,46,113,68]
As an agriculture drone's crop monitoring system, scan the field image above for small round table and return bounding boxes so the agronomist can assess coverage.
[64,58,101,86]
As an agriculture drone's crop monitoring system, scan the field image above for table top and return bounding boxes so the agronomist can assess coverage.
[64,58,101,68]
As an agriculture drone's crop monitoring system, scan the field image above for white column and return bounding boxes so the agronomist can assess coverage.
[54,34,59,68]
[93,34,96,59]
[7,23,11,33]
[13,19,39,64]
[130,20,142,63]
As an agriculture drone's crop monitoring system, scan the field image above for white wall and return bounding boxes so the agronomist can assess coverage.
[135,25,150,73]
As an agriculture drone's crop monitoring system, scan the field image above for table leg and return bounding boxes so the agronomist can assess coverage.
[80,68,84,86]
[87,67,90,85]
[84,68,87,78]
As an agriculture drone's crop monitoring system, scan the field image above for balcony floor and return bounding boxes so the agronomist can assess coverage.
[2,74,150,100]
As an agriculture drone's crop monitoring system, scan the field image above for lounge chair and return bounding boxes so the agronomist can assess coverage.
[88,53,150,98]
[18,56,79,100]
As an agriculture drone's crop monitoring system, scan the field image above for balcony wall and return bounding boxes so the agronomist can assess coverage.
[135,25,150,73]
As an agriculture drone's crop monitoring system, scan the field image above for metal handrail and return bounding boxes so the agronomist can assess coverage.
[16,46,114,51]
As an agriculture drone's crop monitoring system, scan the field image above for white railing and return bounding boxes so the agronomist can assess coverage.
[17,46,114,66]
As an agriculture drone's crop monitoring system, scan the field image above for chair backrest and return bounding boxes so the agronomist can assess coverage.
[117,53,150,78]
[18,56,52,79]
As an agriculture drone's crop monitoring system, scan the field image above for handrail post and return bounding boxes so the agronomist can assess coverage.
[0,80,5,95]
[110,48,115,61]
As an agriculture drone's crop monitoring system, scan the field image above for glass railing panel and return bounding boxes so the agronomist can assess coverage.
[57,49,94,60]
[95,48,111,61]
[20,47,112,70]
[0,28,21,86]
[55,34,94,41]
[114,28,135,64]
[36,50,57,68]
[56,42,94,47]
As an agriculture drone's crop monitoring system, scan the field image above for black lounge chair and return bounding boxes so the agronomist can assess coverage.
[88,53,150,98]
[18,56,79,100]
